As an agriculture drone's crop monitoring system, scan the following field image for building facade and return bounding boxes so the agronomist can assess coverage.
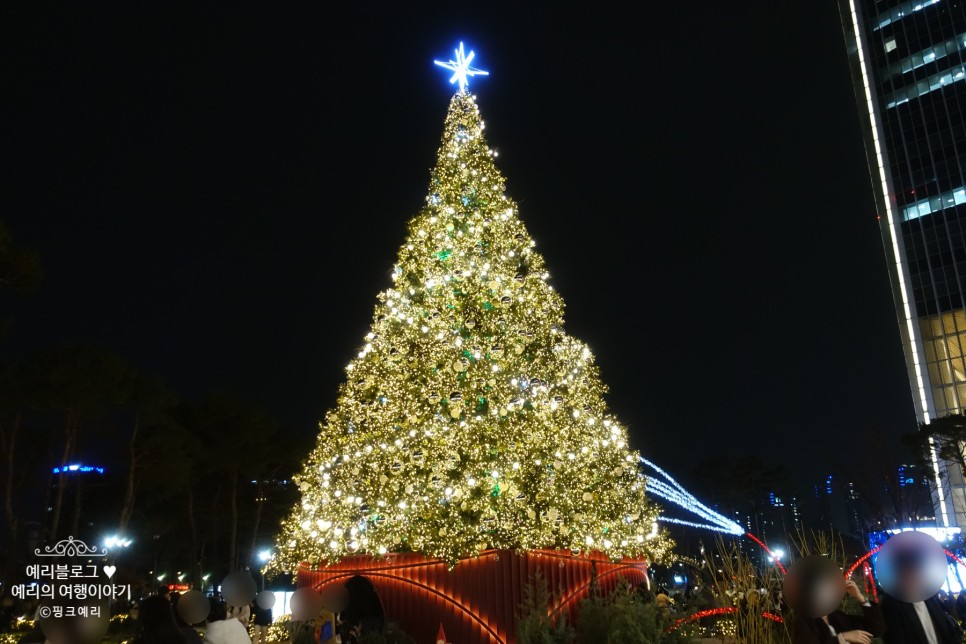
[838,0,966,528]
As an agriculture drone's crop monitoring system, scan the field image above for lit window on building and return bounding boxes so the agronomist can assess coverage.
[902,187,966,221]
[920,309,966,414]
[893,34,966,74]
[875,0,941,30]
[887,65,966,108]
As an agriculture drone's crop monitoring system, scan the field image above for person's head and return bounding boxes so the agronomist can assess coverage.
[894,547,928,599]
[207,602,227,623]
[171,602,190,629]
[783,555,845,619]
[135,595,185,644]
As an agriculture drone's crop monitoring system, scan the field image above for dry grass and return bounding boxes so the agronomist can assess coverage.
[699,535,790,644]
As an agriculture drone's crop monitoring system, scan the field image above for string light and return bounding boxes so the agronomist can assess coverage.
[639,457,744,535]
[744,532,786,575]
[655,516,742,533]
[270,89,672,572]
[665,607,783,634]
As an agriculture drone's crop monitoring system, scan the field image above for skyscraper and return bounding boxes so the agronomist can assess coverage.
[838,0,966,529]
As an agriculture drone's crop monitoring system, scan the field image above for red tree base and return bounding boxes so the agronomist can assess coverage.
[297,548,649,644]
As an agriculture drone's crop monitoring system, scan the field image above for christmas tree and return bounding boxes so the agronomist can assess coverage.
[272,82,672,571]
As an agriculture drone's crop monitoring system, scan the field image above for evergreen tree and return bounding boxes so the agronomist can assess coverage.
[272,90,671,569]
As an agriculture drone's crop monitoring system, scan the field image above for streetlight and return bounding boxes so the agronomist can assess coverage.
[256,550,273,591]
[103,535,132,567]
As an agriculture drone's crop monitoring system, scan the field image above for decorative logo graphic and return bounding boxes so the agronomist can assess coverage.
[34,536,107,558]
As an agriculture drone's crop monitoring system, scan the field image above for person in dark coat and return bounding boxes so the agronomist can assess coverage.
[132,595,188,644]
[880,591,965,644]
[251,601,272,644]
[955,589,966,626]
[877,538,965,644]
[791,579,885,644]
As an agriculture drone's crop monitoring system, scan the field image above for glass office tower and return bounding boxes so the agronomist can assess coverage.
[838,0,966,529]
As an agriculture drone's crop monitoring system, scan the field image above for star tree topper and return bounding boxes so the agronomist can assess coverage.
[434,42,488,92]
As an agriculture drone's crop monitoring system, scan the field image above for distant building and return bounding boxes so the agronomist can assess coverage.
[768,491,803,538]
[896,463,937,523]
[40,462,112,547]
[838,0,966,529]
[800,475,867,540]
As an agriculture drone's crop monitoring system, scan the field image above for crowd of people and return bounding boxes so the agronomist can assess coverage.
[0,579,383,644]
[129,586,268,644]
[649,569,966,644]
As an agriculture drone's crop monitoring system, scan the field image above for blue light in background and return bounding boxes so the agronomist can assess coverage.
[52,464,105,474]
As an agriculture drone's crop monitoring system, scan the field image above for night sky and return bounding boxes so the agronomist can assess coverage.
[0,2,914,494]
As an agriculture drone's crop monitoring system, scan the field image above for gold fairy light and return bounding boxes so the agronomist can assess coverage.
[271,91,672,572]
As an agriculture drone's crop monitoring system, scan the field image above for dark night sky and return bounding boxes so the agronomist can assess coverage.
[0,2,915,494]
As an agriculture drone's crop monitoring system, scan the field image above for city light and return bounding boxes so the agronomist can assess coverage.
[104,535,132,548]
[52,464,105,474]
[258,549,273,563]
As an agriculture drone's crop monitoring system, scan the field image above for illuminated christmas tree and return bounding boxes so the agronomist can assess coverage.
[272,48,672,571]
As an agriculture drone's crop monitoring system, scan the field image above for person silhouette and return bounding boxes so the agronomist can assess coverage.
[791,579,885,644]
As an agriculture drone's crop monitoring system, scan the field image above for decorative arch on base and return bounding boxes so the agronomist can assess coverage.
[297,548,649,644]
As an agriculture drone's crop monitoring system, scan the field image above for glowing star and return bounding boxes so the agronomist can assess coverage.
[434,42,488,92]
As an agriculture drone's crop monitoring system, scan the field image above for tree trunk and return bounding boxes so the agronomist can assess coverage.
[50,409,79,540]
[0,413,21,554]
[118,414,141,533]
[70,472,83,536]
[228,472,238,572]
[0,413,22,586]
[187,485,200,585]
[209,483,223,579]
[247,481,265,568]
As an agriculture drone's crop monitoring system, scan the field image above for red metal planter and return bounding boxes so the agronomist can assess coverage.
[297,549,649,644]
